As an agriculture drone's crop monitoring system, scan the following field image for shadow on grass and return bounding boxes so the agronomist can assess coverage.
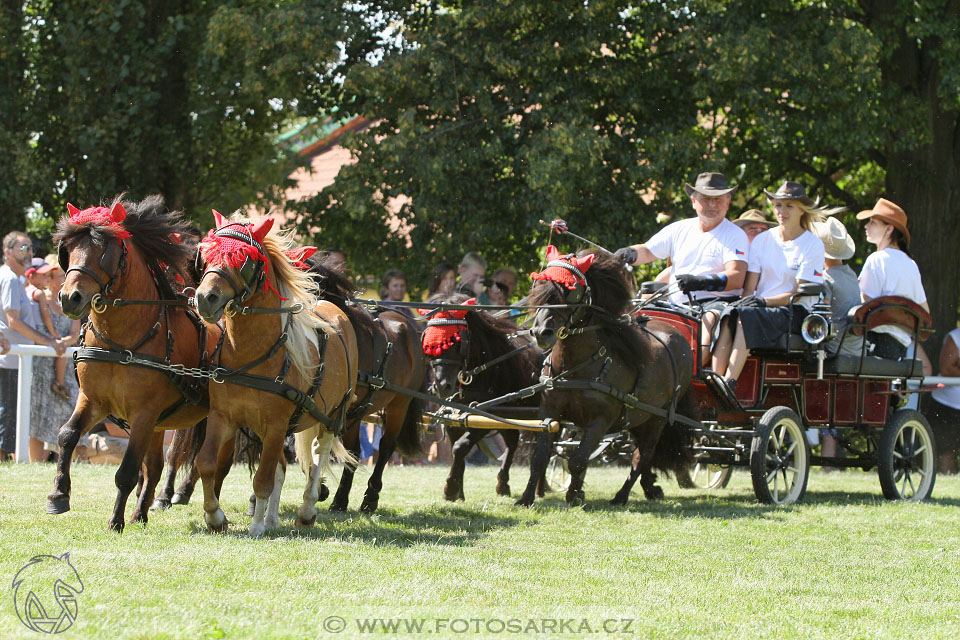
[186,503,528,546]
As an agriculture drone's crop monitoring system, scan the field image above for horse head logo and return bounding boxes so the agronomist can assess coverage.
[11,553,84,634]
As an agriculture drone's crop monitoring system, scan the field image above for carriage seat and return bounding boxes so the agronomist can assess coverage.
[820,353,924,377]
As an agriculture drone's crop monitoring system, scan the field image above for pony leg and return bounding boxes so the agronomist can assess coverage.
[295,429,327,528]
[47,397,101,515]
[152,432,181,510]
[263,460,285,531]
[496,430,520,496]
[515,431,554,507]
[359,430,397,514]
[330,422,361,512]
[108,415,161,532]
[197,412,234,533]
[444,428,482,501]
[249,430,285,537]
[172,465,200,505]
[564,424,608,507]
[130,431,166,524]
[611,448,643,505]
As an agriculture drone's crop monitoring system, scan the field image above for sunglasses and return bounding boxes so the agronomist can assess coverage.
[488,280,510,293]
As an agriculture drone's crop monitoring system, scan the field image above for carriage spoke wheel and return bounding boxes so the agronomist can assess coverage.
[677,459,732,490]
[878,409,936,501]
[547,454,571,491]
[750,407,810,505]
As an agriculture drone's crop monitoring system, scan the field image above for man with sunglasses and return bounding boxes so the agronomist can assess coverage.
[0,231,66,460]
[480,267,518,307]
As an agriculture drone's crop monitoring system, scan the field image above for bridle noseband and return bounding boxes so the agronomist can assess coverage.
[58,238,129,312]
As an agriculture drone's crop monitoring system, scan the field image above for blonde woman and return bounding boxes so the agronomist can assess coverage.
[711,181,836,388]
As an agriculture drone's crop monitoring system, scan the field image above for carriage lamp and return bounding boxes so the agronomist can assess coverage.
[801,313,829,345]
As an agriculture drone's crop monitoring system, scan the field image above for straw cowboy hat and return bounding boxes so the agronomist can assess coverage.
[733,209,776,229]
[684,172,737,197]
[813,216,856,261]
[763,180,818,207]
[856,198,910,247]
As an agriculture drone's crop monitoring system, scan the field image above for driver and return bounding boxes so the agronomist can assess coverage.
[615,172,749,366]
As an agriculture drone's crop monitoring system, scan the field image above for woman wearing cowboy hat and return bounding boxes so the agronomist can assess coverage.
[711,181,839,388]
[857,198,929,359]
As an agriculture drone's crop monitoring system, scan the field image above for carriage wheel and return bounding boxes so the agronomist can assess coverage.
[677,462,733,490]
[878,409,936,501]
[750,406,810,505]
[547,454,571,491]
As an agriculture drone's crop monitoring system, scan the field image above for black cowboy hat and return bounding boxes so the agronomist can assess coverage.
[684,172,738,197]
[763,180,818,207]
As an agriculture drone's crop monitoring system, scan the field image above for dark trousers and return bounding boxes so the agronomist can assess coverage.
[0,368,18,454]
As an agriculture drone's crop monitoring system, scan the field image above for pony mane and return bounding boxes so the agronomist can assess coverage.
[217,212,324,383]
[528,249,646,363]
[54,194,196,287]
[432,293,540,395]
[305,260,378,347]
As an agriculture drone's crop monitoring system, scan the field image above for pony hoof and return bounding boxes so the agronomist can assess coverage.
[107,520,125,533]
[566,490,586,506]
[514,496,534,508]
[205,510,228,533]
[150,498,171,511]
[246,495,256,518]
[496,483,511,497]
[318,484,330,503]
[295,514,317,529]
[249,522,266,538]
[359,501,378,513]
[644,486,665,501]
[609,494,628,506]
[328,502,347,513]
[171,493,191,505]
[46,497,71,515]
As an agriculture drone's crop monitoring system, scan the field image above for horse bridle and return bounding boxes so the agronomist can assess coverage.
[425,316,473,389]
[541,258,593,340]
[195,225,266,315]
[57,238,128,312]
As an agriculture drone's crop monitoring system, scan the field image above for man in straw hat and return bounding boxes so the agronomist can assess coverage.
[733,209,776,245]
[615,171,749,366]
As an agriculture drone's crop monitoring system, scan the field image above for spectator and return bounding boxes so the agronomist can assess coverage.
[380,269,413,318]
[930,332,960,473]
[427,263,456,298]
[456,252,487,297]
[319,248,348,275]
[482,267,518,306]
[732,209,777,244]
[0,231,66,461]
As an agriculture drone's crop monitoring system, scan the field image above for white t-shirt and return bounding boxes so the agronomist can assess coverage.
[645,217,749,303]
[858,248,927,346]
[932,329,960,410]
[747,228,824,311]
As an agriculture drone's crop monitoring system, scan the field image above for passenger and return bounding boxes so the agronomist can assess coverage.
[811,216,862,357]
[733,209,776,244]
[856,198,928,359]
[710,181,829,388]
[615,172,749,367]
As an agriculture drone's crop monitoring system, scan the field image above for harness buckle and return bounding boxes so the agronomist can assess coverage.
[122,350,134,364]
[91,294,108,314]
[557,326,569,340]
[457,371,474,386]
[224,300,238,318]
[291,302,304,314]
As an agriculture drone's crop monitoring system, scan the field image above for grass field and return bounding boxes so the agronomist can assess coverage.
[1,461,960,639]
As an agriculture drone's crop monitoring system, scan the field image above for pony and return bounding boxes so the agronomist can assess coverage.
[51,195,219,532]
[516,246,696,506]
[193,211,357,536]
[422,294,543,500]
[304,259,426,513]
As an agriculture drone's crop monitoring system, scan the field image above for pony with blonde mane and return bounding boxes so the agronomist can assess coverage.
[194,211,357,536]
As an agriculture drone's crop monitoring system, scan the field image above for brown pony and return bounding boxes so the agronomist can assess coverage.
[194,212,357,536]
[422,294,543,501]
[304,261,426,513]
[517,246,696,506]
[51,196,218,532]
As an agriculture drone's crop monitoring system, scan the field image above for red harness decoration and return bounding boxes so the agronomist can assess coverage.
[200,210,284,298]
[530,245,595,289]
[66,202,132,240]
[421,298,475,356]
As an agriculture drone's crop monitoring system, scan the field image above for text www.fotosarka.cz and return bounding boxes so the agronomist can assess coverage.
[322,616,636,634]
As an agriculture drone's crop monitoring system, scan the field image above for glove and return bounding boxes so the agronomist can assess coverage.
[614,246,638,266]
[676,273,727,294]
[731,295,766,308]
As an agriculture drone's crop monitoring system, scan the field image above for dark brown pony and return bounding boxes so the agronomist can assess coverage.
[305,261,426,513]
[194,212,357,536]
[51,196,218,531]
[516,247,695,506]
[423,294,542,500]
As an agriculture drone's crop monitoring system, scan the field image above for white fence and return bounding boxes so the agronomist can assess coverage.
[8,344,80,463]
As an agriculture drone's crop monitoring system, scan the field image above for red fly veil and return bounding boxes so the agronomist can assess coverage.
[66,202,131,240]
[421,298,475,356]
[199,210,283,297]
[530,245,595,289]
[283,246,318,271]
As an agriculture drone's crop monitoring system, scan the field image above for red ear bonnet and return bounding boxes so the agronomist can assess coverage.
[212,209,228,229]
[66,202,131,239]
[283,246,318,271]
[199,216,284,298]
[421,298,475,356]
[530,245,593,289]
[250,217,274,242]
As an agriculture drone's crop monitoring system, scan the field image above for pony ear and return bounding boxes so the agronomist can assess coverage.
[545,245,560,262]
[66,203,80,217]
[417,307,432,317]
[211,209,228,228]
[465,298,476,305]
[298,246,318,261]
[109,202,126,223]
[250,217,274,242]
[574,253,595,272]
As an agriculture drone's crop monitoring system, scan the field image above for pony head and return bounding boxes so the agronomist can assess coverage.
[421,298,475,356]
[530,245,595,290]
[197,210,281,298]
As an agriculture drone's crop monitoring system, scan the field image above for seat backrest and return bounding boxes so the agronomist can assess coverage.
[850,296,933,340]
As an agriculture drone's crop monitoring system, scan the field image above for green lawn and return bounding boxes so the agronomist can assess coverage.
[1,461,959,639]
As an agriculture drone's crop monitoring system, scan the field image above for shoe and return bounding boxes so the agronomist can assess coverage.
[50,382,70,401]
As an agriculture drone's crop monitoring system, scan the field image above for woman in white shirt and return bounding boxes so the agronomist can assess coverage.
[712,181,832,388]
[856,198,928,360]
